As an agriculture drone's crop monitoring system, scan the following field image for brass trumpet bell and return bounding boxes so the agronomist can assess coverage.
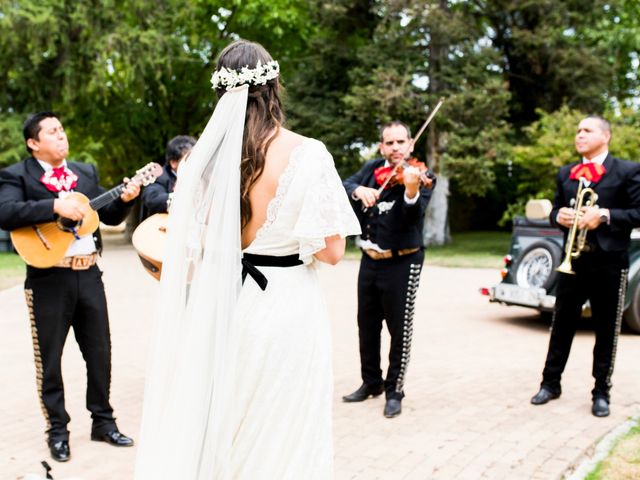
[555,179,598,275]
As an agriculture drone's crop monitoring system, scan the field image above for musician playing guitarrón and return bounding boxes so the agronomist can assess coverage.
[530,116,640,417]
[0,112,139,462]
[342,120,435,418]
[141,134,195,216]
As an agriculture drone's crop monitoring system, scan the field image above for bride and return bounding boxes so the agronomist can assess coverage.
[134,40,360,479]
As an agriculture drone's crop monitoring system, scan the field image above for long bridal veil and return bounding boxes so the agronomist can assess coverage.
[135,85,249,479]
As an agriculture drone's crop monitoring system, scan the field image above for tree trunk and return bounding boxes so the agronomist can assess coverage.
[423,0,451,246]
[424,175,450,246]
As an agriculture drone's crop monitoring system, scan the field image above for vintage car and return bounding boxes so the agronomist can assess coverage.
[483,200,640,333]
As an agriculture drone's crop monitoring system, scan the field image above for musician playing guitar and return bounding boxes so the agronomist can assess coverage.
[0,112,138,463]
[342,120,436,419]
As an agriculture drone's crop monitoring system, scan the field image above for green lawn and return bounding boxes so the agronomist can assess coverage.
[585,421,640,479]
[347,231,511,269]
[426,231,511,268]
[0,252,25,290]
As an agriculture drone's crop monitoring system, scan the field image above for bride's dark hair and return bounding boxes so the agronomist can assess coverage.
[215,40,285,229]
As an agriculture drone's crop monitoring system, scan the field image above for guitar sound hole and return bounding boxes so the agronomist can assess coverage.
[57,217,82,231]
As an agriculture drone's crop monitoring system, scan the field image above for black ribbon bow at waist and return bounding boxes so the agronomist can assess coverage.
[241,253,303,291]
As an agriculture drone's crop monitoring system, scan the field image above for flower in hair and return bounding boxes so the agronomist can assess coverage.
[211,60,280,91]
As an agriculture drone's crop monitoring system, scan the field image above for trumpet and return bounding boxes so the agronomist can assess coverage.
[556,178,598,275]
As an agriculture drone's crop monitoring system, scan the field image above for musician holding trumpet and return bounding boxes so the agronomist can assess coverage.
[531,116,640,417]
[342,119,436,418]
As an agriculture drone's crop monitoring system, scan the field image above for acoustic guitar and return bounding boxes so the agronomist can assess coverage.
[11,162,162,268]
[131,213,168,281]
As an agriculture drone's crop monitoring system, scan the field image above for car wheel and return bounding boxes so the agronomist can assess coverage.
[623,281,640,333]
[514,240,562,290]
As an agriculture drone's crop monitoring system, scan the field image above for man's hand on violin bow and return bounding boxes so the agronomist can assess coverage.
[353,186,380,208]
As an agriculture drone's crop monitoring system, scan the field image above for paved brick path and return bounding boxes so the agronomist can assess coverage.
[1,242,639,479]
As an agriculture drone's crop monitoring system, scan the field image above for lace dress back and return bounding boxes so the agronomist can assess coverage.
[229,137,360,479]
[244,138,359,262]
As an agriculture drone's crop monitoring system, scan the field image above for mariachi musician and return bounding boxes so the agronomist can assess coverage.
[0,112,138,462]
[342,119,436,418]
[530,115,640,417]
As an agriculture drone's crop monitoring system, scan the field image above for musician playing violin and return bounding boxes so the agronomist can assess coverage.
[342,120,436,418]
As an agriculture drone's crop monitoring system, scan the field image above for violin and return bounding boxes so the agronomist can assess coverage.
[360,98,444,212]
[374,157,434,191]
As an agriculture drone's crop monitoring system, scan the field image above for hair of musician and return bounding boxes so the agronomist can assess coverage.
[584,115,612,137]
[380,120,412,142]
[214,39,285,229]
[165,135,196,163]
[23,111,59,154]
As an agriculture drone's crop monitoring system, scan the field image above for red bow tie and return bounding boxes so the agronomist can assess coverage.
[40,165,78,193]
[569,162,606,183]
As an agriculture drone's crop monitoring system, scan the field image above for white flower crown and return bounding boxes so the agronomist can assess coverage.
[210,60,280,91]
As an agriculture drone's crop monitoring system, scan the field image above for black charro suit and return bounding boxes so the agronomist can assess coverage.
[344,158,434,400]
[0,157,129,237]
[0,157,132,442]
[541,154,640,401]
[141,162,176,216]
[550,154,640,252]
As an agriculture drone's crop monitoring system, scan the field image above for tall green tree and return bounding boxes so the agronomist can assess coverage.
[471,0,614,129]
[0,0,312,181]
[1,0,638,235]
[285,0,379,175]
[580,0,640,104]
[502,105,640,224]
[341,0,511,242]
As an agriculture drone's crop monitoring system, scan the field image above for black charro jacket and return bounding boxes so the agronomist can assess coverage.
[141,162,176,216]
[550,154,640,253]
[343,158,435,250]
[0,157,133,252]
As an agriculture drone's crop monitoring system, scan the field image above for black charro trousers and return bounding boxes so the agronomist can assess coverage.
[24,265,116,442]
[541,250,628,401]
[357,250,424,400]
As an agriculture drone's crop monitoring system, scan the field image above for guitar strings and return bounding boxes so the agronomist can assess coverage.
[23,164,159,245]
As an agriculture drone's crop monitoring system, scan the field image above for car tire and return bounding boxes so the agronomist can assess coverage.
[623,280,640,334]
[514,240,563,290]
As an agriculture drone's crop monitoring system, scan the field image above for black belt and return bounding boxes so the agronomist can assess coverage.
[241,253,303,291]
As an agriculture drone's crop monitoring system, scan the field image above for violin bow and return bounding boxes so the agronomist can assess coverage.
[373,97,445,195]
[411,97,444,148]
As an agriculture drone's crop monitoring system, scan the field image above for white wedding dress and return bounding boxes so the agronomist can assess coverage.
[230,138,360,478]
[134,103,361,479]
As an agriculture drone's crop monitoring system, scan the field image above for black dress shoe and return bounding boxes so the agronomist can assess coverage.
[48,440,70,462]
[342,383,384,402]
[592,397,610,417]
[383,398,402,418]
[91,430,134,447]
[530,388,560,405]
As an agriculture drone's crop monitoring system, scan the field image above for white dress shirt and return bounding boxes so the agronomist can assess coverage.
[36,158,97,256]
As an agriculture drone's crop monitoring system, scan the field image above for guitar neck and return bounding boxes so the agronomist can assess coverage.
[85,162,161,211]
[89,184,125,211]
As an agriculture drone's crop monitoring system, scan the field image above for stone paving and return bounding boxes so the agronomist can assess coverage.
[1,241,639,479]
